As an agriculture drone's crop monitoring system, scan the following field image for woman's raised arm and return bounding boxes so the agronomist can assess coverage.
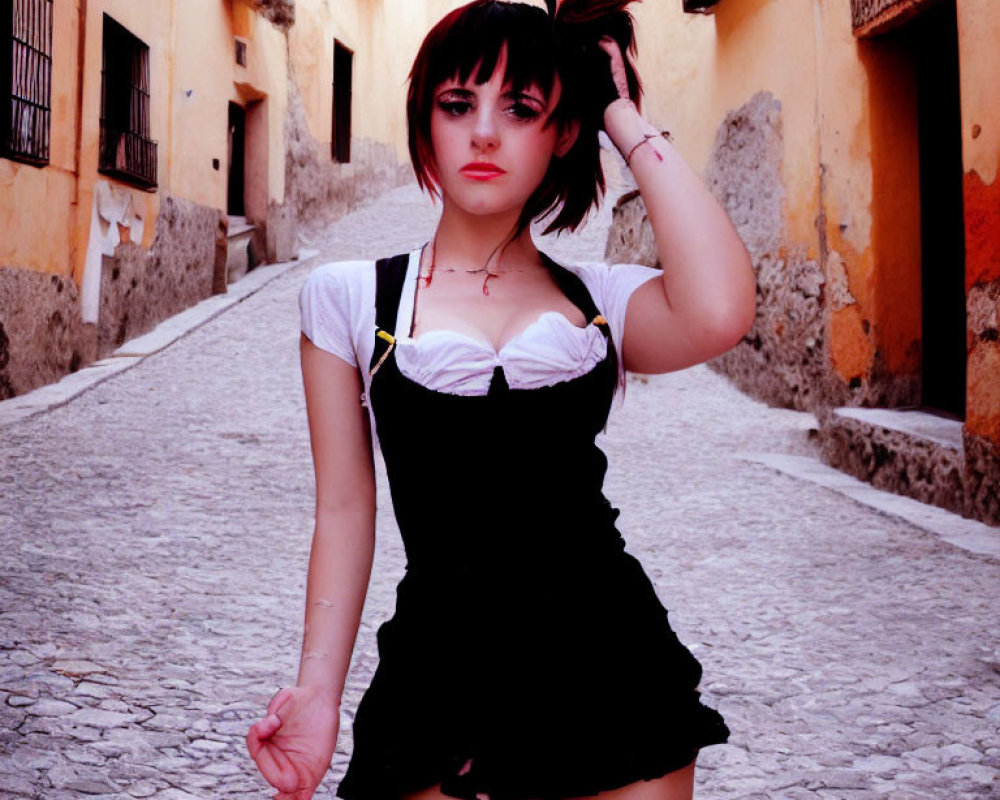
[599,40,757,375]
[246,335,376,800]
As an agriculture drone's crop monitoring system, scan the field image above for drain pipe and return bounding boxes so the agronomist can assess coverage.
[72,0,89,286]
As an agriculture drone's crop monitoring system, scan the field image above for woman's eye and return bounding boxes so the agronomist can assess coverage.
[438,100,472,117]
[507,102,541,121]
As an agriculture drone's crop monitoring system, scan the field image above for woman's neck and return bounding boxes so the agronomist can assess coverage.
[432,202,540,272]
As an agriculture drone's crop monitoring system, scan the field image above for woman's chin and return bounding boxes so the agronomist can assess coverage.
[444,196,526,221]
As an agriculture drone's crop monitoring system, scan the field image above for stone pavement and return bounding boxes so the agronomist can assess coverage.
[1,182,999,800]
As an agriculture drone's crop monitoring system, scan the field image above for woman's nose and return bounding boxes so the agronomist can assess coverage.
[471,108,499,152]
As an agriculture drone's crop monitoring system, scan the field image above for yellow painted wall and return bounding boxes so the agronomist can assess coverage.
[291,0,454,163]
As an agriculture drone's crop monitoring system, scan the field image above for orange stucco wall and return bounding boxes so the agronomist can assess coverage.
[634,0,919,386]
[956,0,1000,443]
[0,0,84,279]
[1,0,289,292]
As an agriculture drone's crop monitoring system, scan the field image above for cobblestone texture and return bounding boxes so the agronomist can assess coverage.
[1,182,999,799]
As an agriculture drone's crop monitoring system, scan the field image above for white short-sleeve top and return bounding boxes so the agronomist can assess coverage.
[299,247,659,432]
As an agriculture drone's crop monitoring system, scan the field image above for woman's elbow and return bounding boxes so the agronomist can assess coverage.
[708,262,757,353]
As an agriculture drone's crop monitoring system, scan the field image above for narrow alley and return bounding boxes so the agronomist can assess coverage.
[1,185,998,800]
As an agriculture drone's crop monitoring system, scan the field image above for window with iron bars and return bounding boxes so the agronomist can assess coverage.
[1,0,54,166]
[99,14,157,189]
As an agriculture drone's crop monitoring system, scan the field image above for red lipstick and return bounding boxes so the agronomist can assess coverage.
[460,162,506,181]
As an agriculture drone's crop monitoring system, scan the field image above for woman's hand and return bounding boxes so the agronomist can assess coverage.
[246,686,340,800]
[597,36,650,155]
[597,35,630,102]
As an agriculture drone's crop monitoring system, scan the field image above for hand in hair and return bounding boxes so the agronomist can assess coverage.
[597,35,630,102]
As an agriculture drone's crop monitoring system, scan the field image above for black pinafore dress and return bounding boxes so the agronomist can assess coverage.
[337,252,729,800]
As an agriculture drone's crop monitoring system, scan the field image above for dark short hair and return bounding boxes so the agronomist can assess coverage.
[407,0,640,236]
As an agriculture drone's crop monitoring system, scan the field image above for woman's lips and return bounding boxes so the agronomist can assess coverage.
[460,163,506,181]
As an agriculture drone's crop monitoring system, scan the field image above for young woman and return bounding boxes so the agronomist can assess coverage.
[247,2,756,800]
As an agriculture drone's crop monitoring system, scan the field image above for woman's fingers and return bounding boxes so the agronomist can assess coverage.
[247,715,302,793]
[253,742,299,790]
[251,742,295,790]
[267,687,294,716]
[246,712,283,761]
[597,35,630,99]
[273,786,315,800]
[246,719,270,758]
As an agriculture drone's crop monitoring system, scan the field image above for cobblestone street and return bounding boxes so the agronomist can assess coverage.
[2,183,999,800]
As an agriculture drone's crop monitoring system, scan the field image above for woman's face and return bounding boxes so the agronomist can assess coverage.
[429,48,572,219]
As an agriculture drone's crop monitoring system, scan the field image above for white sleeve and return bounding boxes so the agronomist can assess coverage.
[569,261,661,372]
[597,262,662,359]
[298,261,371,367]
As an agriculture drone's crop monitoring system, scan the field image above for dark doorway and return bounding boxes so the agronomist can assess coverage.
[332,40,353,163]
[892,1,966,418]
[228,102,246,216]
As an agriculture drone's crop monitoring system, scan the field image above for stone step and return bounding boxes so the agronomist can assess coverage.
[818,406,969,518]
[226,215,255,284]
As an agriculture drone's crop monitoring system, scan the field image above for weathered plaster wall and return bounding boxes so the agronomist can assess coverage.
[248,0,295,31]
[611,0,848,410]
[290,1,464,164]
[170,0,290,212]
[284,77,411,231]
[821,0,922,406]
[957,0,1000,449]
[608,0,925,412]
[955,0,1000,522]
[98,195,225,356]
[703,93,835,411]
[0,268,95,400]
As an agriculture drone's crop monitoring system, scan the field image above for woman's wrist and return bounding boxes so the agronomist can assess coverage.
[295,651,345,706]
[603,98,642,150]
[294,677,343,707]
[604,99,666,164]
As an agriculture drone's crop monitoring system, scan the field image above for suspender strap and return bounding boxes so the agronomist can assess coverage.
[540,252,610,338]
[541,252,618,384]
[370,252,412,374]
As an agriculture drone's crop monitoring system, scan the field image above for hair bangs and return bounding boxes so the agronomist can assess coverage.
[433,4,556,99]
[408,0,642,235]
